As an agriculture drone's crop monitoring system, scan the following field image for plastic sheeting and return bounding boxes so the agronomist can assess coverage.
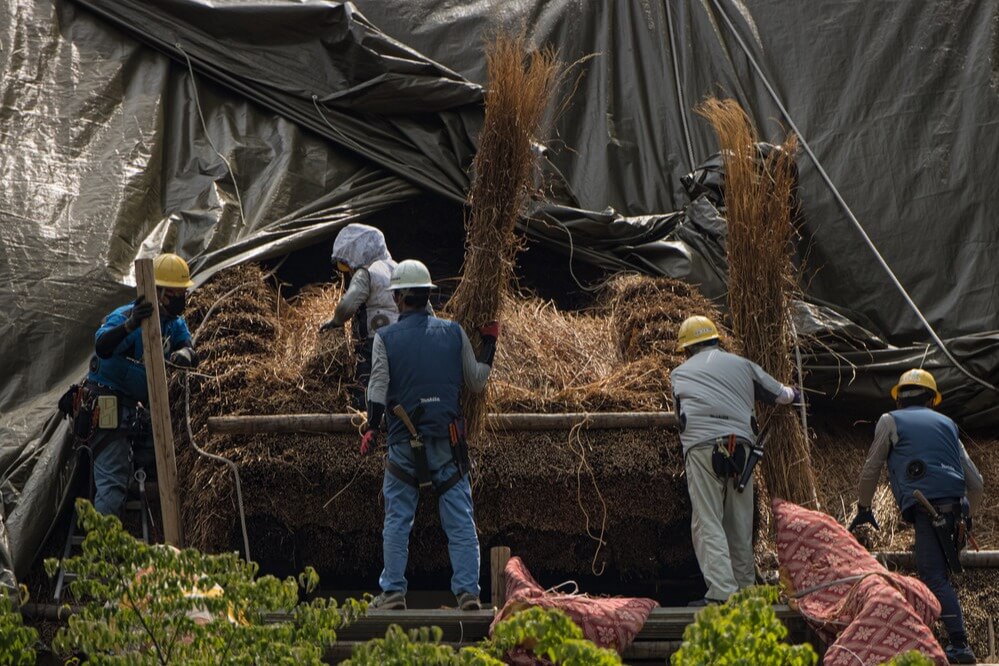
[2,0,998,588]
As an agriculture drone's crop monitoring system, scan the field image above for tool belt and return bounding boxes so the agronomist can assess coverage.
[386,417,470,498]
[711,435,749,481]
[915,498,970,552]
[58,382,146,453]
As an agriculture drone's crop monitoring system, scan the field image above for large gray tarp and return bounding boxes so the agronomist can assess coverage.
[2,0,997,585]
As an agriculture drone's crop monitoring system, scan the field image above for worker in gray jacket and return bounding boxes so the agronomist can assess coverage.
[360,259,499,611]
[850,368,983,664]
[320,224,399,409]
[670,316,800,605]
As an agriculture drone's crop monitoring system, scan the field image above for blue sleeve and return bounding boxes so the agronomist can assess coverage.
[169,318,193,351]
[95,309,128,342]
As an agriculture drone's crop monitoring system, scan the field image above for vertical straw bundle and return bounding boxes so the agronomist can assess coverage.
[697,98,819,508]
[447,33,560,438]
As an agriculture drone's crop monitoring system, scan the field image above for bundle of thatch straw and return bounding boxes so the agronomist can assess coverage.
[447,32,561,437]
[697,98,818,507]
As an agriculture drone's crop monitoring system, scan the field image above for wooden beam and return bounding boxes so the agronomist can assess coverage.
[490,546,511,608]
[876,550,999,569]
[135,258,183,547]
[207,411,678,435]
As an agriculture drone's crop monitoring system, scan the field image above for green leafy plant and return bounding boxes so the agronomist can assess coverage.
[343,606,623,666]
[44,498,365,664]
[879,651,935,666]
[0,586,39,666]
[671,586,818,666]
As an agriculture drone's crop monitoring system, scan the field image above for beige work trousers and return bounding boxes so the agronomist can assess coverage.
[684,443,756,601]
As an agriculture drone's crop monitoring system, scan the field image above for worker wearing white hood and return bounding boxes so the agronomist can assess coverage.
[320,223,399,409]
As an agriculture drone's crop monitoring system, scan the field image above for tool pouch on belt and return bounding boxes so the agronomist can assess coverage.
[123,404,151,446]
[711,435,747,481]
[449,417,471,477]
[59,384,99,442]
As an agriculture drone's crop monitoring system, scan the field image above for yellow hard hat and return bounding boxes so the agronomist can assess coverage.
[891,368,942,406]
[677,315,720,350]
[153,253,195,289]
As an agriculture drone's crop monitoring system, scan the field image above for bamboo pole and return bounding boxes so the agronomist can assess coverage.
[206,411,678,435]
[135,258,184,546]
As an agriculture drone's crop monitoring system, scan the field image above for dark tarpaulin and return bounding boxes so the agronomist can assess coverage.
[2,0,998,587]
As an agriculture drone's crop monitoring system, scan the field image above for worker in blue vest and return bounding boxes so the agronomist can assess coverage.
[83,253,198,516]
[850,368,983,664]
[360,259,498,611]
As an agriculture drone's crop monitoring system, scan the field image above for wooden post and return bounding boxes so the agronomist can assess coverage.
[490,546,511,609]
[135,258,184,547]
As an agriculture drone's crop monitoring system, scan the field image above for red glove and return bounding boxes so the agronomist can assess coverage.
[479,321,501,339]
[360,429,377,456]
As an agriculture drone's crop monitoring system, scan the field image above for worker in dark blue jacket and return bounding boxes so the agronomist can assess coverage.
[83,253,198,516]
[360,260,498,612]
[850,369,983,664]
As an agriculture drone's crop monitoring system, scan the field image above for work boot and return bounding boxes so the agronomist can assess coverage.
[370,591,406,610]
[687,598,723,607]
[456,592,482,611]
[944,642,977,664]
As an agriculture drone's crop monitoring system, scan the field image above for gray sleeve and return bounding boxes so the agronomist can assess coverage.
[367,333,390,405]
[858,414,895,507]
[748,360,786,404]
[332,269,371,326]
[460,328,492,393]
[960,442,984,516]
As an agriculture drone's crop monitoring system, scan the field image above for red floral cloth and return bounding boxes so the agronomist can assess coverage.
[490,556,657,662]
[773,499,947,665]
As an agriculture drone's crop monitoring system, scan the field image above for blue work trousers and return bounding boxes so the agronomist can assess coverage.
[90,406,154,516]
[913,510,967,641]
[380,437,480,597]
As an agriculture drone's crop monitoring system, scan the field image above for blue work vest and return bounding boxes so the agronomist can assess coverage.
[380,310,463,445]
[887,406,966,514]
[87,302,192,403]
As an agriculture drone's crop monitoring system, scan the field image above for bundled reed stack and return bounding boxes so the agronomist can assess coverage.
[447,32,560,437]
[697,98,818,508]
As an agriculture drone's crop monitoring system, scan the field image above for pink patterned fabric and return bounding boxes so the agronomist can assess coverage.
[773,499,947,665]
[490,556,657,662]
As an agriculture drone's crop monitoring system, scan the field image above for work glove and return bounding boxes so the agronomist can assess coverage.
[169,346,198,368]
[790,387,803,405]
[848,505,880,532]
[319,318,340,333]
[125,296,154,332]
[360,429,377,456]
[479,321,501,340]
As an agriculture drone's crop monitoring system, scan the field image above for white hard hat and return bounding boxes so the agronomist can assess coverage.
[389,259,436,290]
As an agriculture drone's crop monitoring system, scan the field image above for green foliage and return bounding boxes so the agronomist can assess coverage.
[44,498,365,664]
[487,606,623,665]
[0,587,39,666]
[342,625,501,665]
[344,606,622,666]
[671,586,817,666]
[879,651,935,666]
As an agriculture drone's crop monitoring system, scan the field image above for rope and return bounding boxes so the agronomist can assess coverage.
[177,45,247,231]
[708,0,999,397]
[567,418,608,576]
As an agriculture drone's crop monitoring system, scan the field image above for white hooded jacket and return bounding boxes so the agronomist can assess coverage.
[329,224,398,337]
